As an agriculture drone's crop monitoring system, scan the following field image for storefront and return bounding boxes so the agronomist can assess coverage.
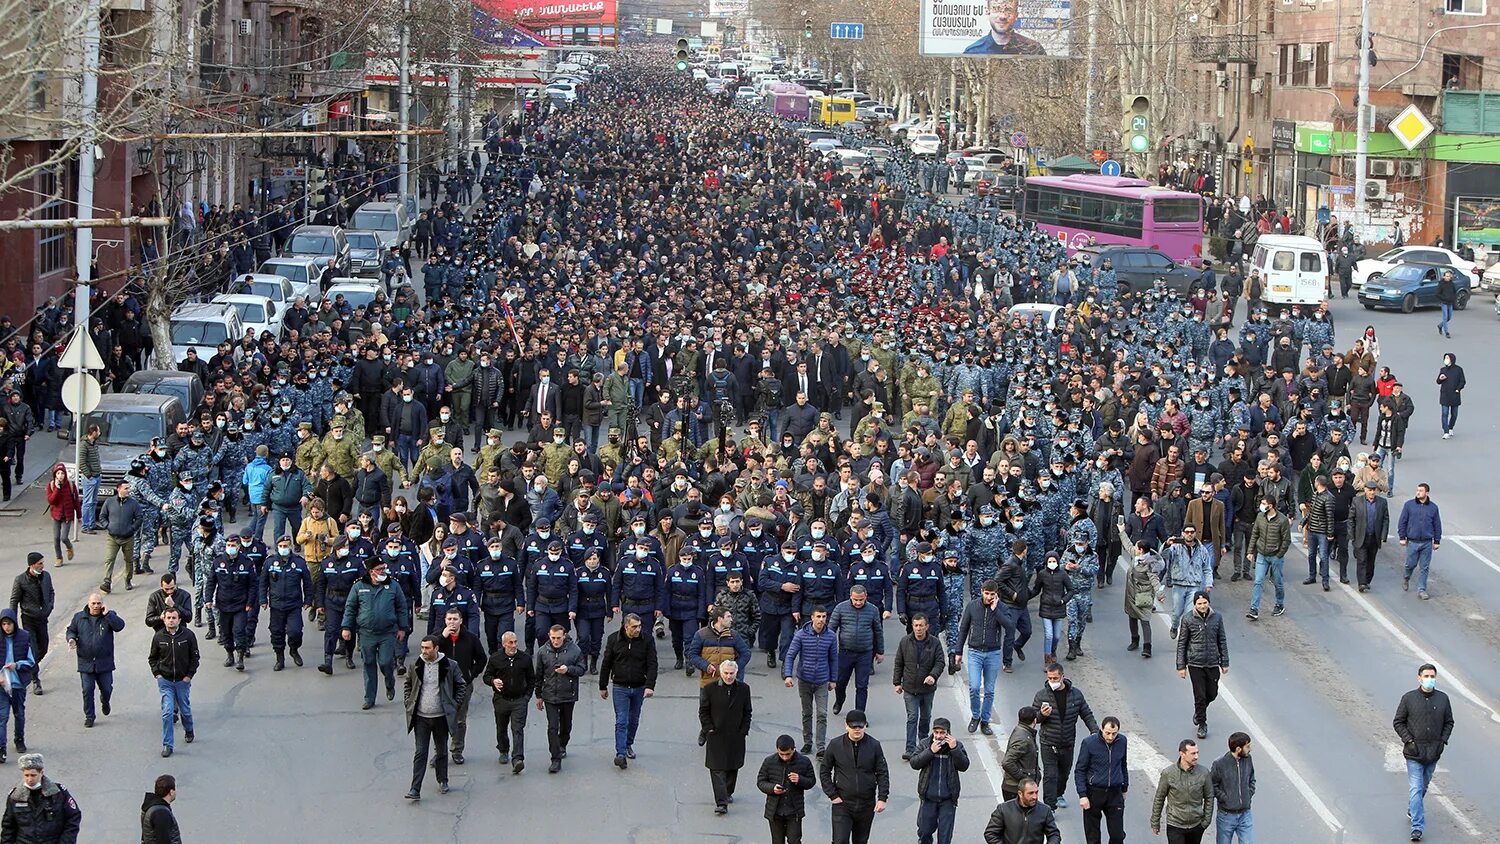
[1435,136,1500,263]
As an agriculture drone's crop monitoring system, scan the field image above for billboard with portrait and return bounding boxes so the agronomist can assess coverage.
[475,0,618,47]
[919,0,1072,58]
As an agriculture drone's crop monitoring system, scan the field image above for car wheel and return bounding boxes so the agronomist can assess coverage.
[1401,293,1416,314]
[1456,290,1470,310]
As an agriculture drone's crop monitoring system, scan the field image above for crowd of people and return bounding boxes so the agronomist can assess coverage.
[0,50,1467,844]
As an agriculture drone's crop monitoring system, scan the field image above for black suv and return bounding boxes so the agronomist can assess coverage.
[1073,245,1197,296]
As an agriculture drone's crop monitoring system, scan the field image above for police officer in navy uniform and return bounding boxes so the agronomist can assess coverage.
[795,541,845,623]
[566,513,610,570]
[847,545,894,619]
[665,549,710,673]
[475,534,524,651]
[381,526,423,673]
[426,535,476,592]
[708,535,752,598]
[757,541,801,668]
[572,548,613,674]
[260,533,313,670]
[445,513,486,568]
[428,557,481,635]
[526,540,575,645]
[316,536,365,674]
[897,544,945,636]
[614,537,666,630]
[237,527,269,651]
[205,533,258,672]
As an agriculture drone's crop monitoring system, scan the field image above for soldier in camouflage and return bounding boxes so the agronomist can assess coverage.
[1060,527,1099,662]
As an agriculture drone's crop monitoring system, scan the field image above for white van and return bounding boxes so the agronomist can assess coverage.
[1252,235,1328,312]
[169,302,243,364]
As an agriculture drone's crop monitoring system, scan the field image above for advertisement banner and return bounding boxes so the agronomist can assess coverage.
[919,0,1071,58]
[475,0,617,46]
[709,0,749,17]
[1455,196,1500,245]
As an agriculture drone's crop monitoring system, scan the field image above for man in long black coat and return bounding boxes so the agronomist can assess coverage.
[700,659,753,815]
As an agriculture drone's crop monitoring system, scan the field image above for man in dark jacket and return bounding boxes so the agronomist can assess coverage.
[9,553,54,696]
[819,709,890,844]
[700,659,753,814]
[1031,663,1099,810]
[909,717,969,844]
[1210,732,1256,843]
[64,594,125,728]
[1351,484,1390,592]
[480,631,534,773]
[342,559,411,710]
[892,613,943,759]
[758,734,817,844]
[0,754,80,844]
[1177,590,1229,739]
[599,613,659,768]
[956,581,1006,734]
[829,586,883,715]
[1394,663,1454,841]
[1002,706,1041,802]
[140,774,179,844]
[147,606,198,757]
[534,625,586,772]
[403,635,466,799]
[145,573,193,633]
[983,778,1060,844]
[435,608,485,764]
[1074,716,1129,844]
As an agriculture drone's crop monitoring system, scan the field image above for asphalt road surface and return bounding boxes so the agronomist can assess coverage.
[6,289,1497,841]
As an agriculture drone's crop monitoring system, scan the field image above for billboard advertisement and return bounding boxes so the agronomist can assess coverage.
[475,0,618,47]
[709,0,749,17]
[919,0,1071,58]
[1455,196,1500,246]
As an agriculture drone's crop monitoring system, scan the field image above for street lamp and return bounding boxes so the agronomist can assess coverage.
[136,143,153,170]
[164,147,180,170]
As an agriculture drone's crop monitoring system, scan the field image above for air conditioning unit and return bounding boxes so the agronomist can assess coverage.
[1364,178,1389,200]
[1369,159,1395,176]
[1399,160,1423,178]
[1197,122,1218,143]
[1249,78,1264,93]
[238,18,253,36]
[1340,158,1356,178]
[1298,43,1313,61]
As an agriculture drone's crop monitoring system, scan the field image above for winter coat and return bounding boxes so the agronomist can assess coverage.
[1074,731,1130,794]
[1393,687,1454,765]
[140,791,181,844]
[1031,678,1099,748]
[533,636,586,703]
[1000,722,1041,793]
[1151,762,1214,831]
[1436,360,1465,407]
[1,777,81,844]
[45,478,81,523]
[65,607,124,673]
[819,733,891,803]
[699,679,753,770]
[983,798,1061,844]
[911,737,971,802]
[1030,568,1069,620]
[757,749,817,819]
[1210,750,1256,814]
[1175,606,1229,669]
[892,632,943,691]
[9,571,54,620]
[1249,511,1293,557]
[402,653,465,734]
[1123,554,1163,621]
[783,620,839,685]
[829,598,883,654]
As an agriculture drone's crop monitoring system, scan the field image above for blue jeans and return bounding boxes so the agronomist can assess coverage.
[81,671,113,721]
[834,649,873,712]
[0,685,24,746]
[1216,809,1254,843]
[360,635,396,706]
[1439,302,1453,335]
[80,475,100,530]
[1170,586,1196,631]
[248,503,269,542]
[397,434,420,469]
[1407,759,1435,833]
[270,508,302,543]
[157,678,192,747]
[610,685,645,756]
[1375,447,1398,494]
[1307,534,1331,583]
[902,689,934,753]
[965,649,1001,722]
[1040,618,1064,657]
[1441,404,1458,434]
[1250,555,1284,613]
[628,378,645,409]
[1404,541,1434,592]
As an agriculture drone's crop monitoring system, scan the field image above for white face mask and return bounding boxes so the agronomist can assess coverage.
[1047,561,1059,570]
[1048,679,1064,691]
[374,573,389,583]
[547,553,561,562]
[632,525,645,536]
[582,525,595,535]
[861,552,876,562]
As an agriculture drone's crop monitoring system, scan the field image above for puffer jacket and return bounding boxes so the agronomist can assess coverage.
[783,620,839,685]
[1175,605,1229,669]
[533,636,586,703]
[1393,687,1454,765]
[1031,679,1099,748]
[1248,511,1292,557]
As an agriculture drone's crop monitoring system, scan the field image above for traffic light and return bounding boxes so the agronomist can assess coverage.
[674,38,690,72]
[804,22,813,38]
[1121,94,1150,154]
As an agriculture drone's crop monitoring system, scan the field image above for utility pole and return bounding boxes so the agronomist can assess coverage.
[398,0,412,208]
[1084,0,1098,148]
[447,0,462,168]
[72,0,102,471]
[1353,0,1371,233]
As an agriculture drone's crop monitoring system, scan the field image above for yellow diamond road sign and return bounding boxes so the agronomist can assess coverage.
[1389,104,1434,151]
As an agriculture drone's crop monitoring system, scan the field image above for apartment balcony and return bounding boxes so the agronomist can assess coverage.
[290,53,365,99]
[1190,34,1257,65]
[1441,89,1500,134]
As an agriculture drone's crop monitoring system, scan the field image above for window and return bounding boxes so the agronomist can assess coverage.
[1299,252,1322,272]
[1153,199,1203,223]
[35,165,67,276]
[1142,251,1177,270]
[1272,250,1295,271]
[1279,43,1330,86]
[1446,0,1483,14]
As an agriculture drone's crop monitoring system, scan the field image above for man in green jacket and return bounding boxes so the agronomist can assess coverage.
[1151,738,1214,838]
[342,559,410,710]
[1245,496,1293,621]
[604,362,632,432]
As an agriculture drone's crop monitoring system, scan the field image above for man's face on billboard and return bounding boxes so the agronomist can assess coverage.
[987,0,1019,33]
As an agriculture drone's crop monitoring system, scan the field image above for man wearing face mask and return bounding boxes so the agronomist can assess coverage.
[428,555,481,634]
[343,559,411,710]
[526,540,576,647]
[1032,663,1098,811]
[260,534,313,671]
[613,538,666,634]
[475,535,524,652]
[0,754,80,842]
[756,538,800,668]
[204,534,258,672]
[1393,663,1454,842]
[316,536,366,675]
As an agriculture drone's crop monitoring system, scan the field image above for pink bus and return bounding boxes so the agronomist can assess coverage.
[1021,174,1205,266]
[763,82,809,121]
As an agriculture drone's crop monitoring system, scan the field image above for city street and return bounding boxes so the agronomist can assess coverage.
[1,290,1492,841]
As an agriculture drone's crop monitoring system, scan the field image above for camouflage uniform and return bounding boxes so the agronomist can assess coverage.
[538,428,572,485]
[370,437,407,487]
[415,427,451,478]
[320,423,362,480]
[1060,542,1099,656]
[294,426,326,477]
[165,483,202,574]
[965,518,1009,599]
[218,431,250,522]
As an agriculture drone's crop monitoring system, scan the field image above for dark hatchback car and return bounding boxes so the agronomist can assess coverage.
[1072,245,1197,296]
[1357,262,1472,313]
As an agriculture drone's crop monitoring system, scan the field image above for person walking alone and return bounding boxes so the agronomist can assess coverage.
[1210,732,1256,844]
[783,606,838,755]
[1398,484,1442,600]
[700,659,752,815]
[1435,269,1457,338]
[892,612,942,760]
[534,624,586,773]
[64,594,124,729]
[1074,716,1129,844]
[402,635,466,800]
[141,774,180,844]
[480,631,534,774]
[1245,496,1291,620]
[599,613,658,769]
[1032,662,1099,810]
[1435,353,1464,438]
[146,607,198,758]
[97,483,141,594]
[1151,739,1215,843]
[1393,663,1454,842]
[757,734,817,844]
[819,710,890,844]
[956,580,1006,735]
[1123,542,1163,657]
[909,717,969,844]
[10,552,54,696]
[1177,591,1229,739]
[44,464,80,568]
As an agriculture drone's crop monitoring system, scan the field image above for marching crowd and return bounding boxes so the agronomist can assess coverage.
[0,50,1465,844]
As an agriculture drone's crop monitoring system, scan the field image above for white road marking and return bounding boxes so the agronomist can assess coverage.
[1383,743,1479,835]
[944,676,1005,797]
[1449,537,1500,577]
[1154,609,1345,834]
[1446,535,1500,542]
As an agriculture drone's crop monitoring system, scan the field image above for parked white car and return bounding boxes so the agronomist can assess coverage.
[1352,245,1480,289]
[212,293,283,341]
[909,132,942,156]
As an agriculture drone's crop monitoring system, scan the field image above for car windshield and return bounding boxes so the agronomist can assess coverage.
[332,288,379,309]
[346,232,382,249]
[226,301,266,322]
[84,411,161,447]
[351,212,398,232]
[122,380,190,410]
[1385,265,1438,283]
[248,281,284,301]
[170,320,228,346]
[1376,248,1407,261]
[290,233,335,255]
[264,263,308,284]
